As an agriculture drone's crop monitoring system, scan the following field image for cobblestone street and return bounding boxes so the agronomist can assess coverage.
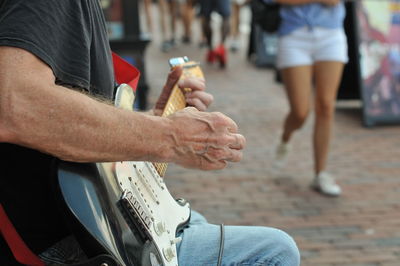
[141,6,400,265]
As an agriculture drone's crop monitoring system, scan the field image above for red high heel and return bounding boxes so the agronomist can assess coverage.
[206,49,216,64]
[214,44,227,69]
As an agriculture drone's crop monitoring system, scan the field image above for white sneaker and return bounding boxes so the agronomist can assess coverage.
[311,171,342,196]
[230,39,240,52]
[272,142,291,170]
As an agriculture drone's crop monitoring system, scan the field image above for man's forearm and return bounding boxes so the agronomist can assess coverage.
[1,46,246,171]
[0,47,174,163]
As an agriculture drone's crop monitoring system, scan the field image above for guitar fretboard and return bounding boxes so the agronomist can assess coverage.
[152,63,203,177]
[153,87,186,177]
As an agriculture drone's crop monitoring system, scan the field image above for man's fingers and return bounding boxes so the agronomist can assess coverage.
[186,90,213,110]
[169,108,245,171]
[221,148,243,162]
[205,134,245,161]
[228,133,246,150]
[178,77,205,92]
[186,97,207,111]
[217,113,239,133]
[202,159,228,171]
[203,146,243,164]
[229,150,243,162]
[200,151,241,171]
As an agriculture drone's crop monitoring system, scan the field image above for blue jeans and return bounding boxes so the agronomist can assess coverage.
[177,211,300,266]
[39,211,300,265]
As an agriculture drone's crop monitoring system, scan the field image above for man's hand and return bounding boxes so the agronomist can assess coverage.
[154,67,213,116]
[165,107,246,170]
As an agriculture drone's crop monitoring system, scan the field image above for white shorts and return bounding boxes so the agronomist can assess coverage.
[276,27,349,69]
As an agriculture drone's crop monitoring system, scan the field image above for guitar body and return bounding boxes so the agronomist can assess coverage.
[55,58,204,266]
[56,160,190,266]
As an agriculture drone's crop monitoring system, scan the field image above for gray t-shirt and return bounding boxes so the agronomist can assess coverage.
[0,0,114,264]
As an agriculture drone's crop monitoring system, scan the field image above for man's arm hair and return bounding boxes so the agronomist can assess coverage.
[0,46,245,171]
[0,46,175,163]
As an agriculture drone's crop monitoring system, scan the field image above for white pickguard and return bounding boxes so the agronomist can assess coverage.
[114,161,190,266]
[107,84,191,266]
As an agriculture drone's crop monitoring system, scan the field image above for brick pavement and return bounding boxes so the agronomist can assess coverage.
[141,7,400,265]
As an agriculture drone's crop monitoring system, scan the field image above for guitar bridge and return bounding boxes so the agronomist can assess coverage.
[118,190,154,243]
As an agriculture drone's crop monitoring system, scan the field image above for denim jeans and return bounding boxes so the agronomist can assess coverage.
[40,211,300,266]
[177,211,300,266]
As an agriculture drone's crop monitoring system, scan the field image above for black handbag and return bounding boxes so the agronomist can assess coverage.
[251,0,281,33]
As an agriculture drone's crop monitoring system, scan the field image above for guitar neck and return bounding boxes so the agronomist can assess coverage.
[153,61,203,177]
[153,86,186,177]
[161,87,187,117]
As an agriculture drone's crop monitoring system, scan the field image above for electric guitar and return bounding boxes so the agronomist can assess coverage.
[55,57,204,266]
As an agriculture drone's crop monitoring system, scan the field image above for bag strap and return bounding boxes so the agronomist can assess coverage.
[0,52,140,266]
[112,52,140,92]
[0,204,45,266]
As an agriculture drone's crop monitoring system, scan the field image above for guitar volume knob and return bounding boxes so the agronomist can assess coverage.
[163,247,176,262]
[154,221,166,235]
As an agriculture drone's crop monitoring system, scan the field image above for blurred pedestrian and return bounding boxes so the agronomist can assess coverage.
[271,0,348,196]
[230,0,250,52]
[199,0,231,68]
[0,1,301,265]
[158,0,178,52]
[181,0,196,44]
[142,0,154,33]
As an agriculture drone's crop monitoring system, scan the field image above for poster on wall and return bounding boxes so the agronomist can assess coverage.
[100,0,124,40]
[356,0,400,126]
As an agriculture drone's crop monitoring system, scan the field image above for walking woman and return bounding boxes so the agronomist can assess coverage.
[270,0,348,196]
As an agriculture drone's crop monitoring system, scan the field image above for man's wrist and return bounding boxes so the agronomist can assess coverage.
[158,116,177,162]
[137,111,175,162]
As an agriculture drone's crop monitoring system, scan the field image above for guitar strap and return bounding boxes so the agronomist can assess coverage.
[0,204,45,266]
[0,52,140,266]
[112,52,140,92]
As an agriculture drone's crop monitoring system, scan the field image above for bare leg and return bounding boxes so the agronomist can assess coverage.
[158,0,176,51]
[143,0,153,32]
[280,65,313,143]
[230,3,240,43]
[312,61,344,174]
[201,16,213,49]
[181,0,194,42]
[168,0,177,43]
[158,0,168,42]
[220,16,230,44]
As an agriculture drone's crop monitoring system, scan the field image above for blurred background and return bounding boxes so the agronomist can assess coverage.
[101,1,400,265]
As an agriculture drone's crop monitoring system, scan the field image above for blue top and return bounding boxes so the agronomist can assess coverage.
[264,0,346,36]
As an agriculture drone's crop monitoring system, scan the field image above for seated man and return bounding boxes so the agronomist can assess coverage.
[0,0,300,265]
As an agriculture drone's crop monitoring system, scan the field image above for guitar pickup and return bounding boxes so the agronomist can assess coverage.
[118,190,154,242]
